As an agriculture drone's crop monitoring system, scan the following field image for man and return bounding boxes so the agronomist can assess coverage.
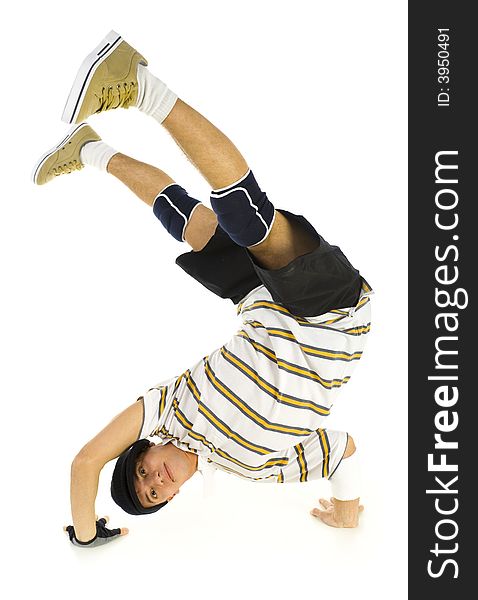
[33,31,372,548]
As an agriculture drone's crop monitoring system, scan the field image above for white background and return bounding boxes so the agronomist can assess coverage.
[1,1,407,598]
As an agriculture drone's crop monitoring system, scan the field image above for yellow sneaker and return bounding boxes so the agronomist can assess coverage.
[62,30,148,124]
[32,123,101,185]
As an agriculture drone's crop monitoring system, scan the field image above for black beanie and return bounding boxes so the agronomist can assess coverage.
[111,439,167,515]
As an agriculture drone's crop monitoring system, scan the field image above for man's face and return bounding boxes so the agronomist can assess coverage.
[134,442,197,508]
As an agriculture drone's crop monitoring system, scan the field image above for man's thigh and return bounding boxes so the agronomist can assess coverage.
[247,210,320,270]
[247,209,364,316]
[178,207,364,316]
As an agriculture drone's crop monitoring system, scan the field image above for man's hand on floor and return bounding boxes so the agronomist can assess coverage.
[310,497,364,528]
[64,516,129,547]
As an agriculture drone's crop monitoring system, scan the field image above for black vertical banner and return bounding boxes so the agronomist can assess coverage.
[409,3,474,596]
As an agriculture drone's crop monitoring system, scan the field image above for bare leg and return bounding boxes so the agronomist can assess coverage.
[106,101,318,264]
[162,99,319,269]
[162,99,249,190]
[107,153,217,251]
[107,153,174,206]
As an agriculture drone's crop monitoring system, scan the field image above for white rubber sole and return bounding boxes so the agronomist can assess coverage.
[61,30,123,124]
[31,123,89,184]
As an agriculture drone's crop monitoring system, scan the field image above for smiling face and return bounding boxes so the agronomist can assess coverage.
[134,442,198,508]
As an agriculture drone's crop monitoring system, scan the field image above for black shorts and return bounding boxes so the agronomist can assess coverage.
[175,209,364,317]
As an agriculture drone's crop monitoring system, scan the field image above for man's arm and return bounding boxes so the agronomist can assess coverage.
[310,435,364,528]
[69,400,144,542]
[277,428,363,527]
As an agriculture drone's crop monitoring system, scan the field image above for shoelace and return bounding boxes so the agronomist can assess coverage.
[51,160,84,176]
[95,81,137,113]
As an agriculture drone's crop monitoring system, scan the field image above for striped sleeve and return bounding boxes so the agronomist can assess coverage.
[139,385,168,438]
[279,429,348,483]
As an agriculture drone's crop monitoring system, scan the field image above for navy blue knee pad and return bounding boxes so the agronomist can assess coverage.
[153,184,201,242]
[210,170,275,247]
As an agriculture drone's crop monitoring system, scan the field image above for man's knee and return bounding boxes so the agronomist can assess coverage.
[210,170,275,247]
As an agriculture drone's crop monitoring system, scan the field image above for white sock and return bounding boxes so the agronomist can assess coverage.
[80,141,118,172]
[136,64,178,123]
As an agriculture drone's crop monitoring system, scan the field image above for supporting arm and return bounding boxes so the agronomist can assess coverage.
[68,400,144,542]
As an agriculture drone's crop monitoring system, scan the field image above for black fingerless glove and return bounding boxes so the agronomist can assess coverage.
[66,518,122,548]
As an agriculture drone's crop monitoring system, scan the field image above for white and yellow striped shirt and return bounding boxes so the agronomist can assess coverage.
[140,281,372,484]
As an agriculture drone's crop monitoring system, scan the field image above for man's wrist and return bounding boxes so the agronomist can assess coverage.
[331,497,360,527]
[72,523,97,543]
[71,533,98,546]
